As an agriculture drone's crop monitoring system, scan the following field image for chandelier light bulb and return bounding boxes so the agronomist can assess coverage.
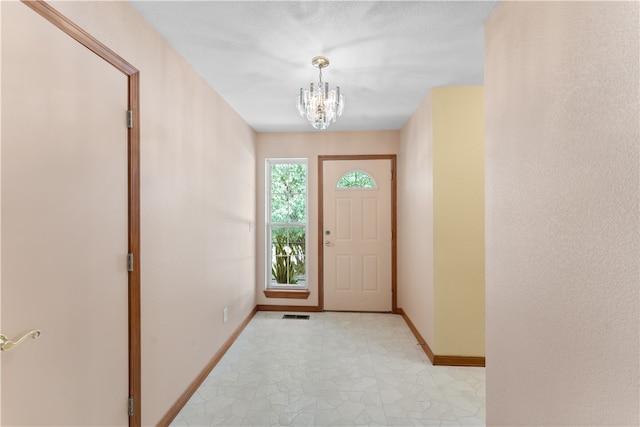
[297,56,344,130]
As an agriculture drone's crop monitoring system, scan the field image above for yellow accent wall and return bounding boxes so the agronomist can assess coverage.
[432,87,485,356]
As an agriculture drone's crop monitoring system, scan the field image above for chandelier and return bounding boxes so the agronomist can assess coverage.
[297,56,344,130]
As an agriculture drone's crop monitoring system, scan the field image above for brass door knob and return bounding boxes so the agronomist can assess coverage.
[0,330,42,351]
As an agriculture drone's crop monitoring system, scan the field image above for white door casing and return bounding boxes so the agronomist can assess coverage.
[1,2,129,425]
[323,159,393,312]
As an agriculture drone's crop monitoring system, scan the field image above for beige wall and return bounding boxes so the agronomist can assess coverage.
[0,2,3,421]
[485,1,639,425]
[37,2,257,425]
[398,94,435,347]
[256,131,400,307]
[398,86,485,357]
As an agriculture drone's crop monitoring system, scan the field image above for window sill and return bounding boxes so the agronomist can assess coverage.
[264,289,310,299]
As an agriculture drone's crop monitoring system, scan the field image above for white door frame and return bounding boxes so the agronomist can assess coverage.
[318,155,397,313]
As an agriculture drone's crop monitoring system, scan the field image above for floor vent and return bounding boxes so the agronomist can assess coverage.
[282,314,310,320]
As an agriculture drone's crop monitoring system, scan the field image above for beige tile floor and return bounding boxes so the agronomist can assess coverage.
[170,311,485,426]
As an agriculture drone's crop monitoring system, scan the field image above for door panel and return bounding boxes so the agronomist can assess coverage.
[362,198,378,239]
[336,255,352,291]
[1,2,129,425]
[336,198,352,239]
[323,159,392,312]
[363,255,379,291]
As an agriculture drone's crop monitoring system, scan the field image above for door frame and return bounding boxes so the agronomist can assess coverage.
[20,2,141,426]
[318,155,397,313]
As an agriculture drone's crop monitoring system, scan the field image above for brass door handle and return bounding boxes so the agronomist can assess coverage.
[0,330,41,351]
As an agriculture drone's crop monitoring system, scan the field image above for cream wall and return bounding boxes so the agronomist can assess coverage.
[0,2,3,421]
[485,1,639,425]
[42,2,257,425]
[256,131,400,307]
[398,94,435,347]
[398,86,485,357]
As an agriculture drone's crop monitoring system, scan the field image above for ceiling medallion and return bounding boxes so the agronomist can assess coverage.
[296,56,344,130]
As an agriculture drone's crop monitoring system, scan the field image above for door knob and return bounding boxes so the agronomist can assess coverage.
[325,240,333,246]
[0,330,42,351]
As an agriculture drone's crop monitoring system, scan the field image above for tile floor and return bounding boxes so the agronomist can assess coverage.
[170,311,485,426]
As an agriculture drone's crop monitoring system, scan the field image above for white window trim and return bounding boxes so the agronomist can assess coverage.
[266,158,309,290]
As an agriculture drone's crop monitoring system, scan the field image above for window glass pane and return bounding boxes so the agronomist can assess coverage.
[271,226,306,286]
[287,226,306,279]
[270,163,307,223]
[270,163,306,193]
[337,171,376,189]
[289,193,306,223]
[268,160,307,289]
[270,194,289,223]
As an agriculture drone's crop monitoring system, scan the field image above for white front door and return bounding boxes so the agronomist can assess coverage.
[1,2,129,425]
[323,159,392,312]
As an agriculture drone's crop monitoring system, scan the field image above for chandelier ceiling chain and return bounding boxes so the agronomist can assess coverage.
[297,56,344,130]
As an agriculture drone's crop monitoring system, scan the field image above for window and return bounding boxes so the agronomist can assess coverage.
[267,160,307,288]
[337,170,376,189]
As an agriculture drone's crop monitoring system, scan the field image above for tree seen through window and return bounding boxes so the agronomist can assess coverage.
[337,170,376,189]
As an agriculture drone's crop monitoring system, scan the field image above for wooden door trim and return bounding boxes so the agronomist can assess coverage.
[21,2,141,426]
[318,155,398,314]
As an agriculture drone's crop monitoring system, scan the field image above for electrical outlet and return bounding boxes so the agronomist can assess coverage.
[223,307,228,323]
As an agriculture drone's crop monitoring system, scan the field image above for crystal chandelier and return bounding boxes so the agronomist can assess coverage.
[297,56,344,130]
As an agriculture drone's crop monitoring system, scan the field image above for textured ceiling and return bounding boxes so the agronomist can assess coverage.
[130,1,499,132]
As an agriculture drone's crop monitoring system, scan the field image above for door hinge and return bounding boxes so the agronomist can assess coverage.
[128,396,134,416]
[126,110,133,129]
[127,253,134,272]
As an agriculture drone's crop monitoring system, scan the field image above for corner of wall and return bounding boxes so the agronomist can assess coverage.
[398,92,435,349]
[398,86,485,359]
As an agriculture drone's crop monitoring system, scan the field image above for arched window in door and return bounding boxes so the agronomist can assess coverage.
[337,170,377,189]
